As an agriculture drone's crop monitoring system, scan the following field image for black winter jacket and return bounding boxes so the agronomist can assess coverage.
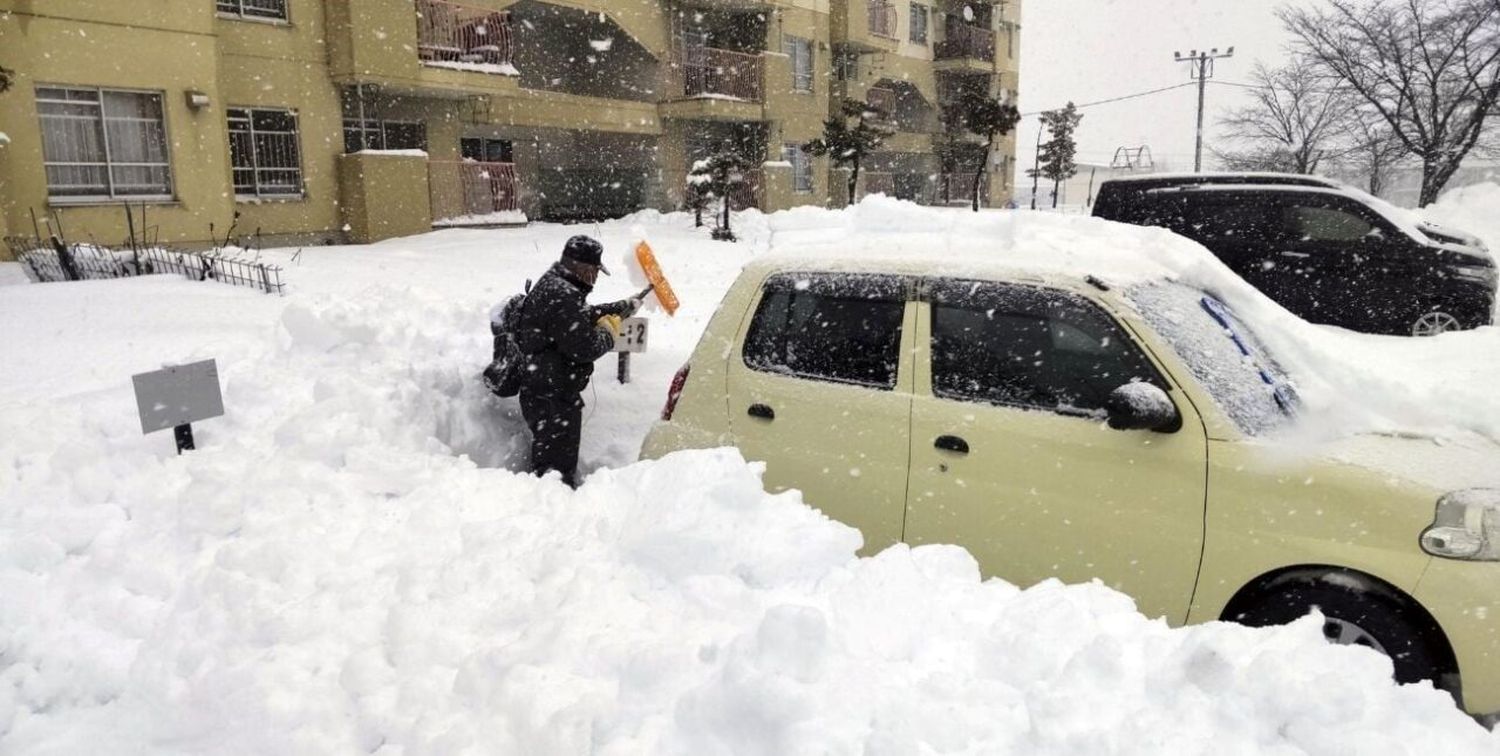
[514,262,632,395]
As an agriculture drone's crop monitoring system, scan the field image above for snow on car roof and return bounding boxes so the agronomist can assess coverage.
[758,195,1221,291]
[1099,171,1342,187]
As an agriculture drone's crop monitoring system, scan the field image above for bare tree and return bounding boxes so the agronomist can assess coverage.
[1215,59,1351,174]
[1345,108,1414,195]
[1280,0,1500,206]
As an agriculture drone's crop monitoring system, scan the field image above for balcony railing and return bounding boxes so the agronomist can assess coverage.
[429,160,521,223]
[415,0,514,71]
[867,87,897,122]
[868,1,898,39]
[681,46,764,102]
[727,168,764,211]
[941,172,990,205]
[936,19,996,62]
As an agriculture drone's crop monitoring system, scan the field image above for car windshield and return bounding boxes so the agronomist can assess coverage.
[1128,282,1299,435]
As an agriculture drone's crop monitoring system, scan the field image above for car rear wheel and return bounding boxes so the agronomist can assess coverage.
[1411,311,1462,337]
[1233,577,1446,686]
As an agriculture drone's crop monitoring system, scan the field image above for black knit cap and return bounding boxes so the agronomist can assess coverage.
[562,235,610,275]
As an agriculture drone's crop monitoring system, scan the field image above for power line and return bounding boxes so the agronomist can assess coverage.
[1020,82,1197,117]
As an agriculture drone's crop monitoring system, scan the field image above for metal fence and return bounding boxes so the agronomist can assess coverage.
[936,18,996,61]
[415,0,513,68]
[941,172,990,205]
[727,168,764,211]
[5,237,285,295]
[681,47,764,101]
[429,160,521,223]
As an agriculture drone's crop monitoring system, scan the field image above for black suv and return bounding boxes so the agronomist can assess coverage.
[1092,173,1496,336]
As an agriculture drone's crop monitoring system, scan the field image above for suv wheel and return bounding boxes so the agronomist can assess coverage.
[1234,577,1445,686]
[1411,311,1462,337]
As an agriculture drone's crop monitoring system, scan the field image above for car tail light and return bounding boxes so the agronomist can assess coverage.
[661,364,691,421]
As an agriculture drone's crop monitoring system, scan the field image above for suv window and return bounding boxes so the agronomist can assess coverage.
[929,280,1163,414]
[744,273,907,389]
[1282,203,1376,242]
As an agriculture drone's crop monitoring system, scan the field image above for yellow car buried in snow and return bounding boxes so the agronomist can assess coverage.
[642,253,1500,724]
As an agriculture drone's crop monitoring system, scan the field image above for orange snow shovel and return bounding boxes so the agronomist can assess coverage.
[634,241,680,316]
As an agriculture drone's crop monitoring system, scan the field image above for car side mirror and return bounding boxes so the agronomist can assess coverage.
[1106,383,1182,433]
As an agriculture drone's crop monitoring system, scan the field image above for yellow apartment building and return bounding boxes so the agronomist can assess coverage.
[0,0,1021,256]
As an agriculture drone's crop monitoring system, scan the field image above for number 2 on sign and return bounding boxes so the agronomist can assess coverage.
[614,317,649,353]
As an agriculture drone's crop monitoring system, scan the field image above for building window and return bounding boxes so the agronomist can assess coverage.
[37,86,173,200]
[460,137,514,163]
[910,4,930,44]
[227,107,303,198]
[782,35,813,92]
[343,119,427,154]
[783,144,813,194]
[834,51,859,82]
[216,0,288,21]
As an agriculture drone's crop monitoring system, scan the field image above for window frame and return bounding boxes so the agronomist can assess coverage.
[742,272,911,391]
[924,279,1171,417]
[910,4,930,45]
[216,0,290,23]
[782,143,813,194]
[782,35,814,92]
[36,84,175,203]
[227,106,305,200]
[342,118,428,154]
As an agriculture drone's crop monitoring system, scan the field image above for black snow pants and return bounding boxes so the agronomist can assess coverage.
[519,390,584,488]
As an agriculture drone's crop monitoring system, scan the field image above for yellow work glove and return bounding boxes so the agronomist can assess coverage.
[596,314,622,339]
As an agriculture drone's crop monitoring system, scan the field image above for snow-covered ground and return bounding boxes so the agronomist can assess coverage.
[3,194,1499,753]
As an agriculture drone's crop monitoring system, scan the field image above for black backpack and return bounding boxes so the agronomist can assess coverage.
[482,281,531,398]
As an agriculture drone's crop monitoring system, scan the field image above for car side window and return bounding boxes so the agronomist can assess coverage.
[1281,202,1378,243]
[929,280,1163,414]
[744,273,907,390]
[1177,198,1281,243]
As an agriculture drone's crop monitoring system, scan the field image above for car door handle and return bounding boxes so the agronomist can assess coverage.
[934,435,969,454]
[747,403,775,420]
[1279,250,1311,259]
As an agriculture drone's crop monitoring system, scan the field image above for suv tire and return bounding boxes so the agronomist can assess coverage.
[1233,575,1446,686]
[1411,310,1462,337]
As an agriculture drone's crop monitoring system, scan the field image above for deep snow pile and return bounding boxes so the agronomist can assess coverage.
[1424,182,1500,253]
[4,202,1500,752]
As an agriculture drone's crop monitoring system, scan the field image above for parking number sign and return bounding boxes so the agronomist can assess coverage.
[614,317,648,353]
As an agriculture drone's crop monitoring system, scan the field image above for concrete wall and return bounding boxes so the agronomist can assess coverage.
[338,153,432,243]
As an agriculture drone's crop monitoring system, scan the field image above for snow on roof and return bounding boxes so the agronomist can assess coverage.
[1100,171,1342,187]
[758,195,1238,292]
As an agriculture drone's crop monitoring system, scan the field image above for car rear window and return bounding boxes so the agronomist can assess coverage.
[743,273,907,390]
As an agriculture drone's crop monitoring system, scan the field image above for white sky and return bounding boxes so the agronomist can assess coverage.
[1018,0,1292,173]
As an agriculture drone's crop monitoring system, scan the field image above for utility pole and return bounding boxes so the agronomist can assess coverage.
[1029,123,1042,210]
[1173,47,1234,172]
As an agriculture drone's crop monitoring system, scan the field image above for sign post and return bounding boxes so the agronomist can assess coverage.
[613,317,648,384]
[131,359,225,455]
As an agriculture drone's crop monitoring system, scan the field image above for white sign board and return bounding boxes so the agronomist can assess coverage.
[613,317,649,353]
[131,359,225,434]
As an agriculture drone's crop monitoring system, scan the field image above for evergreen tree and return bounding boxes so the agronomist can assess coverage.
[0,64,14,93]
[946,92,1021,211]
[683,180,711,228]
[805,98,895,206]
[688,149,753,242]
[1037,103,1083,209]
